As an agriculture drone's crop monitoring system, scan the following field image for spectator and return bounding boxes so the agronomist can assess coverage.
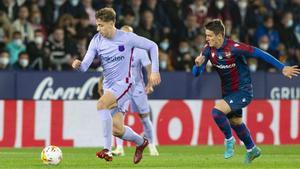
[135,9,160,43]
[42,0,65,32]
[277,11,299,49]
[179,14,201,41]
[12,5,35,43]
[122,0,143,27]
[187,0,208,26]
[82,0,96,25]
[44,27,77,71]
[0,0,19,20]
[118,8,136,28]
[58,14,77,40]
[13,51,31,70]
[234,0,258,43]
[141,0,171,35]
[60,0,86,21]
[159,49,173,71]
[0,11,13,48]
[28,3,46,35]
[255,15,281,52]
[165,0,186,39]
[257,35,279,71]
[172,39,193,71]
[207,0,231,22]
[0,50,11,70]
[75,12,96,42]
[5,31,26,65]
[26,29,47,70]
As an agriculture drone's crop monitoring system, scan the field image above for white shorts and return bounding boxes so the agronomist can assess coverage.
[130,82,150,114]
[103,80,132,114]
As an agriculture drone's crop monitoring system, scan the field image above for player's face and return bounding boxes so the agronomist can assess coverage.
[96,19,115,38]
[205,29,223,48]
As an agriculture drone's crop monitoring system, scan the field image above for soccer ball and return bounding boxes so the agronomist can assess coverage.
[41,145,63,165]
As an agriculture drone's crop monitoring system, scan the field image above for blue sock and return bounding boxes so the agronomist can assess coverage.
[141,116,154,144]
[231,123,255,150]
[212,108,232,139]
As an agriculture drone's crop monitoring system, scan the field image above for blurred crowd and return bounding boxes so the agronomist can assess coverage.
[0,0,299,72]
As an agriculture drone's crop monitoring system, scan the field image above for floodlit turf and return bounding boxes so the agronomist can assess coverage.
[1,145,300,169]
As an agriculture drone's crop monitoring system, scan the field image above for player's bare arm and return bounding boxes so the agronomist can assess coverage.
[282,65,300,79]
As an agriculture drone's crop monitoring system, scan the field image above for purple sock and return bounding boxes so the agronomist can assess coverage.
[231,123,255,150]
[212,108,232,139]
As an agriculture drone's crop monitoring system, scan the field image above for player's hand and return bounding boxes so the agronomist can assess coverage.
[145,84,154,94]
[72,59,81,69]
[195,53,205,66]
[282,65,300,79]
[150,72,161,86]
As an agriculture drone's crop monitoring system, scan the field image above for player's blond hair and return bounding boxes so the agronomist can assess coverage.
[95,7,116,22]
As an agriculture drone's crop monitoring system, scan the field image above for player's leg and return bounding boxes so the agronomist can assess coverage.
[112,111,148,164]
[132,92,159,156]
[229,113,261,163]
[213,99,235,159]
[95,91,117,161]
[112,137,125,156]
[111,107,125,156]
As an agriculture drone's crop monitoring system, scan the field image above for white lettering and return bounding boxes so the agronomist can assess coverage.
[33,77,99,100]
[213,63,236,69]
[270,87,300,99]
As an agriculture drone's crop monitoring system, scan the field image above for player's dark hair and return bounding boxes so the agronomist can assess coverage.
[205,19,225,36]
[95,7,116,22]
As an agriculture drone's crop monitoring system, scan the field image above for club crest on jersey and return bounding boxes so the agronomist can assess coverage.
[118,45,125,52]
[225,52,231,58]
[218,55,223,59]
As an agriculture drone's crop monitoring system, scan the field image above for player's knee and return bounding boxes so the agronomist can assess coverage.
[214,101,231,114]
[139,113,149,118]
[112,126,124,137]
[97,100,108,110]
[229,117,242,125]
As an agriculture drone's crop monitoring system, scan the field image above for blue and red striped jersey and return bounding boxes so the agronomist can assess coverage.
[202,39,255,96]
[193,38,284,96]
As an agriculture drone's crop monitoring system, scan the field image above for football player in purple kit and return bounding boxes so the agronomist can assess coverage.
[72,8,161,164]
[192,19,300,163]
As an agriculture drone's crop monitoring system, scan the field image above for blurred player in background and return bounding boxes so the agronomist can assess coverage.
[111,25,159,156]
[193,19,300,164]
[72,8,161,164]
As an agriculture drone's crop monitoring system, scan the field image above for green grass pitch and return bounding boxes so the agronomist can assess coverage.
[1,145,300,169]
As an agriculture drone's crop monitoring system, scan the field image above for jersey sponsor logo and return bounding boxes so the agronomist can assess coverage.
[213,63,236,69]
[104,55,125,63]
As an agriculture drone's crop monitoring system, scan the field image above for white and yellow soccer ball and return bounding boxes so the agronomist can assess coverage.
[41,145,63,165]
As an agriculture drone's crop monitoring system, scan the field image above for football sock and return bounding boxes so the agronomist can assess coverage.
[99,109,112,151]
[231,123,255,150]
[115,137,123,148]
[141,116,154,144]
[121,126,144,146]
[212,108,232,139]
